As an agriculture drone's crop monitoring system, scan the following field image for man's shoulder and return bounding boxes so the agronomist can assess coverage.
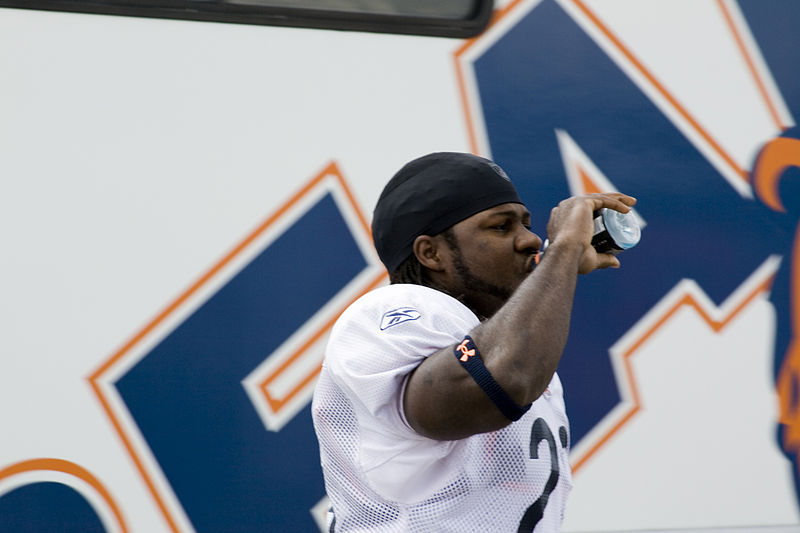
[330,283,477,341]
[361,283,455,304]
[344,283,466,324]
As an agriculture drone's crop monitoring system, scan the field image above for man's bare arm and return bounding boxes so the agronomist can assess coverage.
[403,193,636,440]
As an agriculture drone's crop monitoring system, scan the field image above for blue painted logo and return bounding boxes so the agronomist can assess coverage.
[92,166,385,532]
[469,0,800,501]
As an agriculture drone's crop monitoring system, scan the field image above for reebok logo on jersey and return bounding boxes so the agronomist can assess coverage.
[456,339,476,362]
[380,307,421,330]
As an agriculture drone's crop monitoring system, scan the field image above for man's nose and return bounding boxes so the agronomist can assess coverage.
[516,226,542,253]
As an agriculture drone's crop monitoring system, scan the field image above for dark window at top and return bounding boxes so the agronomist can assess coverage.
[230,0,477,19]
[0,0,494,38]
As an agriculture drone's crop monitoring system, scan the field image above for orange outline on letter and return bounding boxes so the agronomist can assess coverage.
[0,458,128,533]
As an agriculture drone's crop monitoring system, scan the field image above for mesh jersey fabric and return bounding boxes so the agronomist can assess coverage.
[311,283,572,532]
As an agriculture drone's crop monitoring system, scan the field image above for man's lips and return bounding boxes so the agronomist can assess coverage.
[525,253,539,273]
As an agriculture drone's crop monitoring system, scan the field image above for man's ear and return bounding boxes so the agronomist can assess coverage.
[412,235,445,272]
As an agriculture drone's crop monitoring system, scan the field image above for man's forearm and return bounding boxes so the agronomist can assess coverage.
[473,239,584,407]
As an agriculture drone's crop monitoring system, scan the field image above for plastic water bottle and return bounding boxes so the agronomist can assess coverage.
[591,208,641,253]
[536,208,641,264]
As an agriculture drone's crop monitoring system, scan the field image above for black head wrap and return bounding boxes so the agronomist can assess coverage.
[372,152,523,273]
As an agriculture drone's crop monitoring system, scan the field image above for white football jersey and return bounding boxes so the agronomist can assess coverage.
[312,283,572,532]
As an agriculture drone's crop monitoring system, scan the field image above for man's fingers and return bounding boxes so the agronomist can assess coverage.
[578,250,620,274]
[588,193,636,213]
[599,255,621,269]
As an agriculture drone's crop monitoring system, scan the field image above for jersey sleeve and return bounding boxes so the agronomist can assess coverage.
[323,284,480,502]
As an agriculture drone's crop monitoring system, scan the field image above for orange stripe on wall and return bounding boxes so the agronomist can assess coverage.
[87,161,353,533]
[454,0,529,155]
[716,0,788,132]
[569,0,748,182]
[260,270,387,412]
[572,274,774,473]
[579,168,602,194]
[0,458,129,533]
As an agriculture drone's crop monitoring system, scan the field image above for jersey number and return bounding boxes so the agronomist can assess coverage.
[517,418,568,532]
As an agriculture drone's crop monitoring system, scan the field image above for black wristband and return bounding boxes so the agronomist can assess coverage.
[453,335,531,421]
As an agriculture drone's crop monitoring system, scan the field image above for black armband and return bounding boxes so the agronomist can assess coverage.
[453,335,531,421]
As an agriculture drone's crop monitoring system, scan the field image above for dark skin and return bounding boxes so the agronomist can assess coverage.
[403,192,637,440]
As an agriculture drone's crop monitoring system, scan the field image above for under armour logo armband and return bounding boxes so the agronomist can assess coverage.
[453,335,531,421]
